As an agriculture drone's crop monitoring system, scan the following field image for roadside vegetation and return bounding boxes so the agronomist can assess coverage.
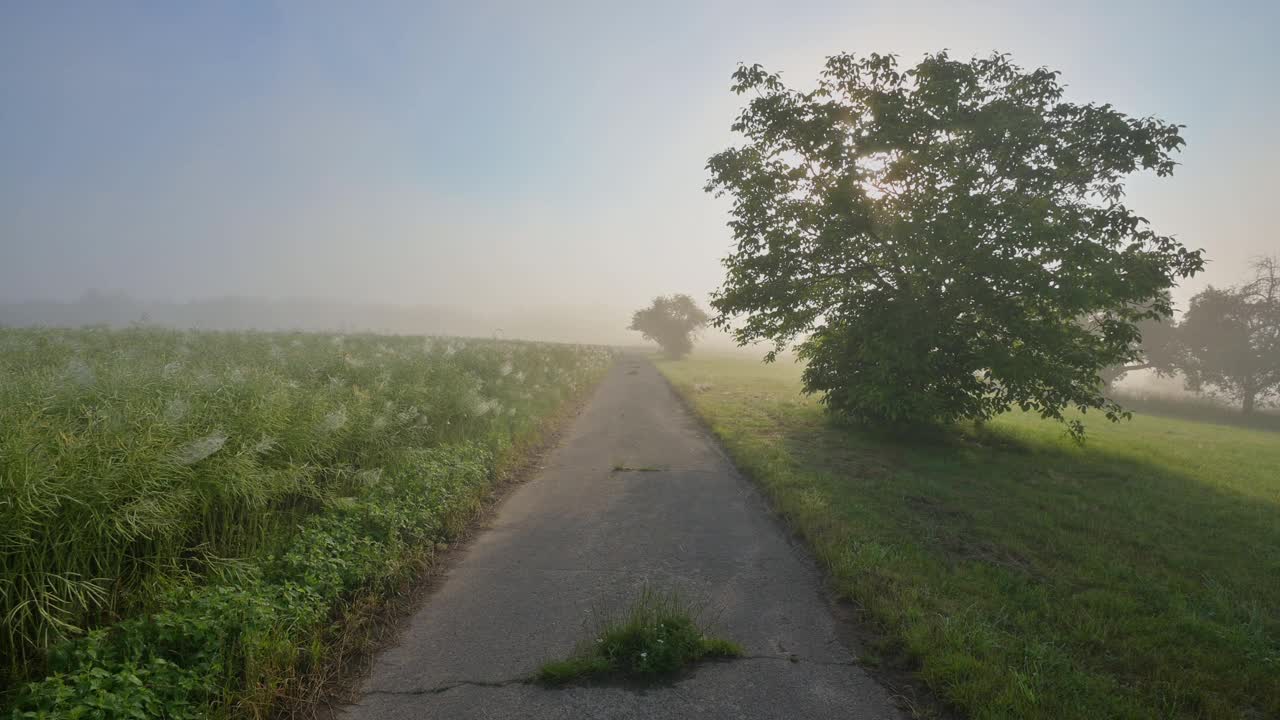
[537,589,741,686]
[659,354,1279,719]
[0,327,612,718]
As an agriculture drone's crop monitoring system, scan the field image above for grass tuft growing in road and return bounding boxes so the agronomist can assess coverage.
[537,588,742,685]
[658,353,1280,720]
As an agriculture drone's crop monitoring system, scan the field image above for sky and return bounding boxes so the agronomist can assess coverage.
[2,0,1277,339]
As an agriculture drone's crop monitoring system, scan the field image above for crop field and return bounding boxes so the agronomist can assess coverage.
[658,354,1280,719]
[0,328,612,717]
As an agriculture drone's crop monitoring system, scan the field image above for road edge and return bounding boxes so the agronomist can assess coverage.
[303,361,615,719]
[651,357,958,720]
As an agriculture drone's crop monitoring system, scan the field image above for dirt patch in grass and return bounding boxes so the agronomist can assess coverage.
[826,598,961,720]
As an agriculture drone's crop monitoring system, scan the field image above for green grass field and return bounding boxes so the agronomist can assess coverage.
[658,353,1280,719]
[0,328,612,717]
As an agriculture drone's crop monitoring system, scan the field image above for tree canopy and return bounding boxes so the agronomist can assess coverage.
[628,295,710,359]
[706,51,1204,438]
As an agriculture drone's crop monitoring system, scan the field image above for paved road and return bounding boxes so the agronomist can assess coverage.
[341,356,903,719]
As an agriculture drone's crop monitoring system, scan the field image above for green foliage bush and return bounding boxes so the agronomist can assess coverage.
[537,589,741,685]
[0,328,612,717]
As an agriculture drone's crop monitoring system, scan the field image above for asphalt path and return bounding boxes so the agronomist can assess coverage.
[341,355,903,719]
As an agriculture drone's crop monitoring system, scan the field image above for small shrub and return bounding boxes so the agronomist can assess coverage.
[537,589,742,685]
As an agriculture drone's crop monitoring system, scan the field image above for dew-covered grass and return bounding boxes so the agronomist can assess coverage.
[0,327,613,715]
[659,353,1280,720]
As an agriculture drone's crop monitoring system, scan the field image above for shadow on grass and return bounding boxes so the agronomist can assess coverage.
[739,409,1280,717]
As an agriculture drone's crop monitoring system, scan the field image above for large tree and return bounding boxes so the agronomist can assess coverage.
[1178,257,1280,414]
[706,52,1204,438]
[628,294,710,359]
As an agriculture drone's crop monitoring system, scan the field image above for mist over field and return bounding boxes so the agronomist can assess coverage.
[3,3,1279,718]
[0,293,629,345]
[2,1,1276,346]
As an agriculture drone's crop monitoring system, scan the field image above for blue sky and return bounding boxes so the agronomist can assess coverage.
[2,0,1277,328]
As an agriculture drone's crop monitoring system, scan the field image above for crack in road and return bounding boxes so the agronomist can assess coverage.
[359,655,859,698]
[363,677,531,697]
[737,653,859,667]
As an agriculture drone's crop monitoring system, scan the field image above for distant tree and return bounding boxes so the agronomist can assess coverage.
[1097,312,1181,390]
[629,295,710,359]
[1177,257,1280,414]
[705,52,1204,438]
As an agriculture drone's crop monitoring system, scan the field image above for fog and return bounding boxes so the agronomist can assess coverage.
[0,292,683,348]
[3,1,1276,345]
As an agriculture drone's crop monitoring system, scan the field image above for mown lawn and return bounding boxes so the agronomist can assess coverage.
[657,354,1280,720]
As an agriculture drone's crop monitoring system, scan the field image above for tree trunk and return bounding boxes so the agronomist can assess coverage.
[1242,390,1256,415]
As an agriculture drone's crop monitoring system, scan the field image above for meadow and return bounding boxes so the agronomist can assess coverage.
[658,354,1280,719]
[0,327,612,717]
